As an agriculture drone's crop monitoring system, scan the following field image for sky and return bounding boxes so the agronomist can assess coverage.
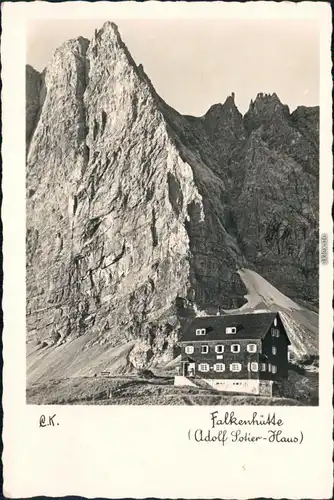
[27,18,320,116]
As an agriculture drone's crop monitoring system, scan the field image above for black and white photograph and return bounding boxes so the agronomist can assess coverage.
[26,16,321,406]
[2,2,333,498]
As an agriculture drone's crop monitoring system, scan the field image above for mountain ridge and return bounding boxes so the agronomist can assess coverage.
[26,21,319,376]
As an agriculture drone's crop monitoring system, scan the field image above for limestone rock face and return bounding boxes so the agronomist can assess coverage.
[26,22,319,369]
[26,64,43,147]
[202,93,247,171]
[234,94,319,306]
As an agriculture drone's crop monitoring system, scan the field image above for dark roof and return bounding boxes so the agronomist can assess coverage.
[181,312,280,342]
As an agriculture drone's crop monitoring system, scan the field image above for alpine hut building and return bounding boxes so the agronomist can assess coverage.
[175,311,291,396]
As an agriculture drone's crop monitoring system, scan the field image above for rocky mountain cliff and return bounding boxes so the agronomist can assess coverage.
[26,22,319,373]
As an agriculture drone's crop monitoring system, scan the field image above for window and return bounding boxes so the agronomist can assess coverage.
[230,363,242,372]
[274,318,278,326]
[260,363,266,372]
[226,327,237,334]
[250,362,258,372]
[247,343,257,353]
[201,345,209,354]
[185,345,194,355]
[196,328,206,336]
[272,365,277,374]
[214,363,225,372]
[231,344,240,353]
[272,346,277,355]
[215,345,224,353]
[271,328,280,338]
[268,363,272,373]
[198,363,209,372]
[187,363,195,377]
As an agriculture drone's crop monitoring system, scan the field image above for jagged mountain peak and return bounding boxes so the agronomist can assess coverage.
[222,91,236,107]
[244,92,290,134]
[249,91,289,114]
[249,92,288,111]
[26,64,43,146]
[203,93,244,140]
[92,21,122,47]
[205,92,240,117]
[291,104,319,125]
[200,93,246,171]
[89,21,140,76]
[26,64,41,77]
[254,91,281,102]
[52,35,90,63]
[98,20,120,35]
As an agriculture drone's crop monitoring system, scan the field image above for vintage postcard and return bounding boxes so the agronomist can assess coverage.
[2,1,333,498]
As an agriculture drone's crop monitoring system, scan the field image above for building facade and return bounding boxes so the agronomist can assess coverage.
[175,312,291,396]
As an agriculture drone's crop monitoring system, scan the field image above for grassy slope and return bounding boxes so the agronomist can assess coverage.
[27,336,136,385]
[27,371,317,406]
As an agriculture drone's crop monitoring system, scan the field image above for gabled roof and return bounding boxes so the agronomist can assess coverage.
[181,312,283,342]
